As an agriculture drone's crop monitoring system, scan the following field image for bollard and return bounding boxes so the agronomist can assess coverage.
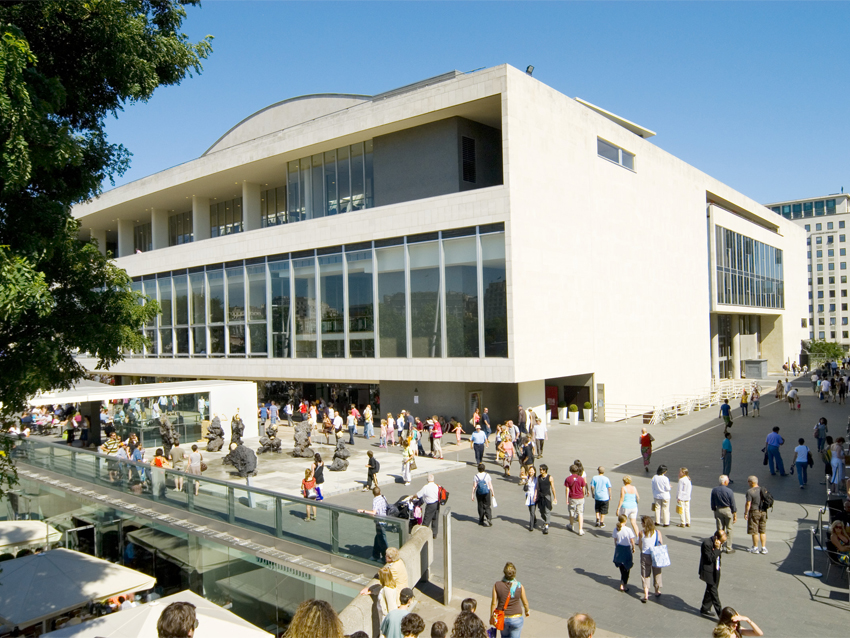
[803,526,823,578]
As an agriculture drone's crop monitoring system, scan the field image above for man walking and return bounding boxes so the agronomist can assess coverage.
[470,424,488,466]
[719,399,732,433]
[590,466,611,528]
[698,530,726,618]
[651,465,671,527]
[482,407,491,440]
[533,413,548,458]
[269,401,279,427]
[565,464,587,535]
[721,432,733,481]
[710,475,736,553]
[415,474,441,539]
[765,427,787,476]
[537,464,557,534]
[471,463,494,526]
[744,476,768,554]
[517,405,527,436]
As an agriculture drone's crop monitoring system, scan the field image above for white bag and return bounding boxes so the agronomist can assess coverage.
[650,538,671,568]
[491,495,498,508]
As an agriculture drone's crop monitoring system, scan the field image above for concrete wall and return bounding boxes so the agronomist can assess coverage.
[374,117,502,208]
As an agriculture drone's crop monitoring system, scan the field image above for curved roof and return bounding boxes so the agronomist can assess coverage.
[204,94,371,155]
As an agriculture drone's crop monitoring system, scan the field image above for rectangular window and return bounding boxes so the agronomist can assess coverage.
[827,199,837,214]
[293,256,317,357]
[134,223,152,253]
[168,211,193,246]
[842,249,847,257]
[805,224,811,231]
[843,263,848,270]
[481,232,508,357]
[817,250,823,258]
[844,331,848,339]
[377,246,407,357]
[444,236,479,357]
[209,199,243,237]
[804,202,814,217]
[817,223,823,231]
[462,136,476,183]
[844,304,849,312]
[319,253,345,358]
[816,200,825,215]
[818,306,824,313]
[347,249,375,358]
[842,235,846,243]
[829,249,835,257]
[817,237,823,244]
[830,305,836,313]
[226,266,245,355]
[843,276,848,284]
[841,221,846,229]
[830,262,836,271]
[844,290,848,297]
[817,264,823,271]
[269,259,291,358]
[207,269,225,325]
[819,331,825,338]
[715,226,783,309]
[843,317,848,325]
[830,290,836,298]
[246,264,267,355]
[597,138,635,170]
[409,241,442,358]
[828,222,834,230]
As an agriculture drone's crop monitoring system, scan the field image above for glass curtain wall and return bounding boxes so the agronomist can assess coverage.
[135,226,507,360]
[134,223,152,253]
[168,212,193,246]
[408,241,442,358]
[319,253,344,358]
[347,249,374,357]
[715,226,784,309]
[377,245,407,357]
[210,198,244,238]
[260,186,287,228]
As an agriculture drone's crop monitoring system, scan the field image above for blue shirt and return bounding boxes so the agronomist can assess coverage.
[590,475,611,501]
[471,430,486,445]
[766,432,784,447]
[259,406,268,419]
[722,439,732,452]
[720,404,731,416]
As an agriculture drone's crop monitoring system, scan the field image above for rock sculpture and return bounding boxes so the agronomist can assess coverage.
[258,422,282,454]
[230,411,244,446]
[328,440,350,471]
[158,415,177,459]
[205,416,225,452]
[223,442,258,477]
[292,420,313,458]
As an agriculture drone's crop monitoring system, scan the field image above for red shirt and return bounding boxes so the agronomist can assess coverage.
[640,434,652,448]
[565,474,586,500]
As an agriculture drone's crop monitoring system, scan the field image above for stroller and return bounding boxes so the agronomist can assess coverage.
[388,494,423,533]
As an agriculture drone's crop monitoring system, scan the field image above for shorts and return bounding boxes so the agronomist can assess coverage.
[747,509,767,534]
[568,498,585,517]
[620,506,638,521]
[595,499,610,515]
[787,395,795,404]
[722,415,732,425]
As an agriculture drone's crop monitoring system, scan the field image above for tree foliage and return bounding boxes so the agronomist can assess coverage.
[0,1,212,412]
[806,338,845,362]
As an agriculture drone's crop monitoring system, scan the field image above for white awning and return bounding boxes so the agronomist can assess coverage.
[0,548,156,629]
[28,379,253,406]
[44,589,273,637]
[0,520,62,552]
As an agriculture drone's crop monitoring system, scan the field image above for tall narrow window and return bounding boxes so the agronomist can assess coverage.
[444,236,479,356]
[377,246,406,357]
[269,260,291,358]
[293,256,317,357]
[226,266,245,355]
[481,232,508,357]
[409,241,441,358]
[247,264,267,355]
[319,253,344,358]
[462,137,476,183]
[347,249,374,357]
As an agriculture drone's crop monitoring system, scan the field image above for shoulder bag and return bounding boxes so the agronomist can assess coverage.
[650,531,671,568]
[490,581,518,630]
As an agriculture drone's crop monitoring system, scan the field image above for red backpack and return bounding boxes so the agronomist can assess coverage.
[438,485,450,506]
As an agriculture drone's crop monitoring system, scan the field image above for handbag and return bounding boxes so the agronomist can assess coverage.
[200,462,208,472]
[490,581,518,630]
[650,532,671,568]
[675,501,683,515]
[491,495,498,508]
[410,458,417,471]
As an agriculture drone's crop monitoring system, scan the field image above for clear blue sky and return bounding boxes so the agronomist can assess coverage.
[103,1,850,205]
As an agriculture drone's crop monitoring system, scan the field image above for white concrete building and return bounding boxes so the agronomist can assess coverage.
[74,64,807,423]
[765,194,850,350]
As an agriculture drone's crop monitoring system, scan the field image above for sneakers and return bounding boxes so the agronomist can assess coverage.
[760,547,768,554]
[577,529,585,536]
[747,547,760,553]
[566,524,573,532]
[599,522,606,528]
[543,526,549,535]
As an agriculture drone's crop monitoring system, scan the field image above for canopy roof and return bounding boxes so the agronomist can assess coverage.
[0,520,62,552]
[44,590,273,637]
[0,549,156,628]
[29,379,253,407]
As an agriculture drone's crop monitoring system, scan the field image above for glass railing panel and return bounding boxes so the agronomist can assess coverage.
[231,487,276,537]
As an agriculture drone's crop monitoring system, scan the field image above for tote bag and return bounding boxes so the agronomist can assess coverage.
[650,532,671,568]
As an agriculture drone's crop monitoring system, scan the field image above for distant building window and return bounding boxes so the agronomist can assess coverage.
[805,224,811,231]
[210,198,243,238]
[134,222,152,252]
[793,204,803,219]
[843,331,848,339]
[804,202,814,217]
[827,199,837,214]
[841,235,846,243]
[819,331,825,338]
[828,222,834,230]
[817,223,823,231]
[462,136,476,183]
[841,221,846,229]
[168,211,193,246]
[597,138,634,170]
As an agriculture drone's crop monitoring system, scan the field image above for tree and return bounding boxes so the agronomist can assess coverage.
[0,1,212,414]
[805,338,845,362]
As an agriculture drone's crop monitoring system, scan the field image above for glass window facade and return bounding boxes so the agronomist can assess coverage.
[210,198,244,237]
[132,226,507,360]
[168,211,193,246]
[774,198,839,219]
[134,223,152,253]
[715,226,784,309]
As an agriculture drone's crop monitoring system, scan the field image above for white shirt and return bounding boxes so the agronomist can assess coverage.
[416,481,440,504]
[651,474,671,500]
[784,381,793,393]
[120,600,136,610]
[333,415,343,430]
[821,380,831,393]
[795,445,810,463]
[532,423,547,439]
[614,526,635,546]
[677,476,692,501]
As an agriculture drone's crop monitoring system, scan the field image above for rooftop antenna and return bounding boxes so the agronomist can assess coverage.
[526,65,534,76]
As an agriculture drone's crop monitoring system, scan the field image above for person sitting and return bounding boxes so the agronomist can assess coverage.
[829,520,850,565]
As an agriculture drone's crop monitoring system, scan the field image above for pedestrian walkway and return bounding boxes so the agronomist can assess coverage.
[330,374,850,638]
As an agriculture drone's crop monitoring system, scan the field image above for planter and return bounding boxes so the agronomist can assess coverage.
[569,411,579,426]
[558,407,568,423]
[583,408,593,423]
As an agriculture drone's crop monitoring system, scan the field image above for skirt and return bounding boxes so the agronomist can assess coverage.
[613,544,633,570]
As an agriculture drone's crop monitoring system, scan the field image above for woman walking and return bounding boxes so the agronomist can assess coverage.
[676,467,692,527]
[301,468,318,521]
[750,388,760,417]
[186,444,203,496]
[500,431,515,477]
[639,429,654,473]
[524,466,538,531]
[432,417,444,460]
[830,437,846,493]
[452,419,463,446]
[613,514,636,593]
[739,390,749,418]
[638,516,663,602]
[489,562,530,638]
[775,379,784,399]
[311,453,325,500]
[387,413,396,447]
[402,437,414,486]
[617,476,640,536]
[380,418,388,448]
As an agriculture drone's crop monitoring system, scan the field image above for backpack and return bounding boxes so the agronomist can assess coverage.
[759,486,774,512]
[373,459,380,473]
[438,485,450,505]
[475,474,490,495]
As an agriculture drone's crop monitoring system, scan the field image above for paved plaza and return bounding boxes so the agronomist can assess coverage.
[326,376,850,637]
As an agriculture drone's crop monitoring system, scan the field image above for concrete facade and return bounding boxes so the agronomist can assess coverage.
[73,64,807,422]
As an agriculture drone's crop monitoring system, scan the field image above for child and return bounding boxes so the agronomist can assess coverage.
[380,419,388,448]
[364,450,379,490]
[430,620,448,638]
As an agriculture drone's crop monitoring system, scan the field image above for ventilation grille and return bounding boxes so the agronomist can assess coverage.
[462,136,476,183]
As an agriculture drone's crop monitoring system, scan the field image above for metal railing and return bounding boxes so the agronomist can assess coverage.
[603,379,760,426]
[9,437,405,567]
